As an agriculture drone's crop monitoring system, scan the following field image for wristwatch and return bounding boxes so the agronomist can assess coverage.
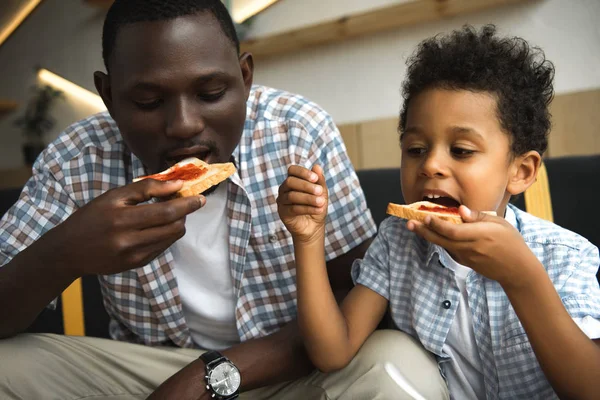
[200,351,241,399]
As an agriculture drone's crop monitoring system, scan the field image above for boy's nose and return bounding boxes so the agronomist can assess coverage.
[165,99,205,139]
[419,153,448,178]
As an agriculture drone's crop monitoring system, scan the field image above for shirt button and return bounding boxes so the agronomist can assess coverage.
[269,233,278,243]
[442,300,452,309]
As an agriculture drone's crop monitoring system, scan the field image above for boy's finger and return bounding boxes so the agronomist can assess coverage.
[287,165,319,182]
[425,216,473,242]
[311,165,328,197]
[278,191,326,207]
[408,220,454,249]
[279,176,323,196]
[459,206,495,223]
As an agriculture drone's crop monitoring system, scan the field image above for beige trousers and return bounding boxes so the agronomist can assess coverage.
[0,330,449,400]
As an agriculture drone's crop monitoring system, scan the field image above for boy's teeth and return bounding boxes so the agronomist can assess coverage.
[426,194,441,199]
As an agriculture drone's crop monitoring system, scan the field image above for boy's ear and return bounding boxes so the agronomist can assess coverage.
[507,151,542,196]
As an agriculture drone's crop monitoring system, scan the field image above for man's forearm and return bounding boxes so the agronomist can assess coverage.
[150,320,314,399]
[0,238,77,338]
[504,262,600,400]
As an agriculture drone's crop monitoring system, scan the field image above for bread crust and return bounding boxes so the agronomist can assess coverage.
[134,157,236,197]
[386,201,496,224]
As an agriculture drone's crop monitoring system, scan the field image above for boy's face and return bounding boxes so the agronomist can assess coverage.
[401,88,517,216]
[95,13,253,174]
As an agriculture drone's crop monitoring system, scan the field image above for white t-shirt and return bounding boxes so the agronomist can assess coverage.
[440,250,486,400]
[171,184,240,350]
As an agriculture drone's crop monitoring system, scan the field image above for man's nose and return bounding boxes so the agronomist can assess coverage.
[165,99,204,139]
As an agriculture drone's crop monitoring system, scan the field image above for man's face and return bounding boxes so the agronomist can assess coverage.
[99,13,252,174]
[400,88,516,217]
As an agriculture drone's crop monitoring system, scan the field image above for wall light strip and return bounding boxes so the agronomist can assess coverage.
[231,0,279,24]
[0,0,43,48]
[38,69,107,111]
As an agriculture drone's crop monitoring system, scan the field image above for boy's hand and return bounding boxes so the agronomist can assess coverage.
[277,165,328,244]
[407,205,544,290]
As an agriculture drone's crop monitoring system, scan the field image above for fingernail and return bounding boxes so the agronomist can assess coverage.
[310,173,318,181]
[199,196,206,207]
[463,206,471,217]
[316,196,325,206]
[314,185,323,195]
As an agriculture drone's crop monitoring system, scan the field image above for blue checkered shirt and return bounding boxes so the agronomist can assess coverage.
[352,204,600,399]
[1,85,376,347]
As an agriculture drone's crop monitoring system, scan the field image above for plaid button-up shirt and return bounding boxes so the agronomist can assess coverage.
[1,85,376,348]
[352,204,600,399]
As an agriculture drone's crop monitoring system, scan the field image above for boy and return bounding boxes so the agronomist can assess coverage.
[277,25,600,399]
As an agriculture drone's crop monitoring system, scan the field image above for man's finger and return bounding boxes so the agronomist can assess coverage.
[120,196,204,229]
[279,176,323,197]
[119,179,185,205]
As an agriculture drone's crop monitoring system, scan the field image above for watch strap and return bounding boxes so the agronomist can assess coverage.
[200,350,223,366]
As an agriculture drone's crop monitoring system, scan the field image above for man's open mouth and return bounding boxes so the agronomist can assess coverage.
[165,145,212,167]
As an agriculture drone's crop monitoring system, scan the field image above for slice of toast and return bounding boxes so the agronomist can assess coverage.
[134,157,236,197]
[386,201,496,224]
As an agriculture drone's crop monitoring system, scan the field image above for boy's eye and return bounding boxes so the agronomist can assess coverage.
[451,147,475,157]
[406,147,426,156]
[134,99,162,110]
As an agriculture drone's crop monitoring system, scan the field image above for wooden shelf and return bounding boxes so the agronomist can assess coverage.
[0,99,18,113]
[241,0,534,59]
[84,0,112,8]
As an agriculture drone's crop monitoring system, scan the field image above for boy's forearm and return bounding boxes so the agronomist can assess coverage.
[503,258,600,400]
[294,236,353,371]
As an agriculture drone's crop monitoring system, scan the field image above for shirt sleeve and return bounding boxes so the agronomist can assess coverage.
[303,114,377,261]
[350,218,392,300]
[0,152,78,308]
[559,242,600,339]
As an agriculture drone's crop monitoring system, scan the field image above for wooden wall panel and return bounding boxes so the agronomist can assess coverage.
[548,88,600,158]
[357,118,401,170]
[338,123,362,170]
[337,88,600,171]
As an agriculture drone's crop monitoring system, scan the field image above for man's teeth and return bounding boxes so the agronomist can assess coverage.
[425,194,441,199]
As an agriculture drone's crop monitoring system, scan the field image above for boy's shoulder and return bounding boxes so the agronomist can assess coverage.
[509,204,594,252]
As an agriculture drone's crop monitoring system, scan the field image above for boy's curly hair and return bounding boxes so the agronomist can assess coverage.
[399,25,554,156]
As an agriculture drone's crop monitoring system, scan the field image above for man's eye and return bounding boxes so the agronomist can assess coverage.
[199,90,226,102]
[134,100,162,110]
[451,147,475,157]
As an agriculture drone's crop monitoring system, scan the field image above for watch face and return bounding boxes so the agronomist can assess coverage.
[208,362,241,396]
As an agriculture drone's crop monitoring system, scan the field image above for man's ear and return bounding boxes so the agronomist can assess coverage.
[239,52,254,99]
[93,71,113,116]
[507,151,542,196]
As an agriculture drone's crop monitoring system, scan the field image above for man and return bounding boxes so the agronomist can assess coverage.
[0,1,431,399]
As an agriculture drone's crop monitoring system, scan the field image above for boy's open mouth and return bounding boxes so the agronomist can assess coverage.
[421,195,461,208]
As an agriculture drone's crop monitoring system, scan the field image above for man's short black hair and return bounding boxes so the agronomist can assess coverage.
[102,0,240,72]
[399,24,555,156]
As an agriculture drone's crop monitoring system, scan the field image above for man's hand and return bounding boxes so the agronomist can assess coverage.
[45,179,204,277]
[407,205,544,290]
[277,165,328,244]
